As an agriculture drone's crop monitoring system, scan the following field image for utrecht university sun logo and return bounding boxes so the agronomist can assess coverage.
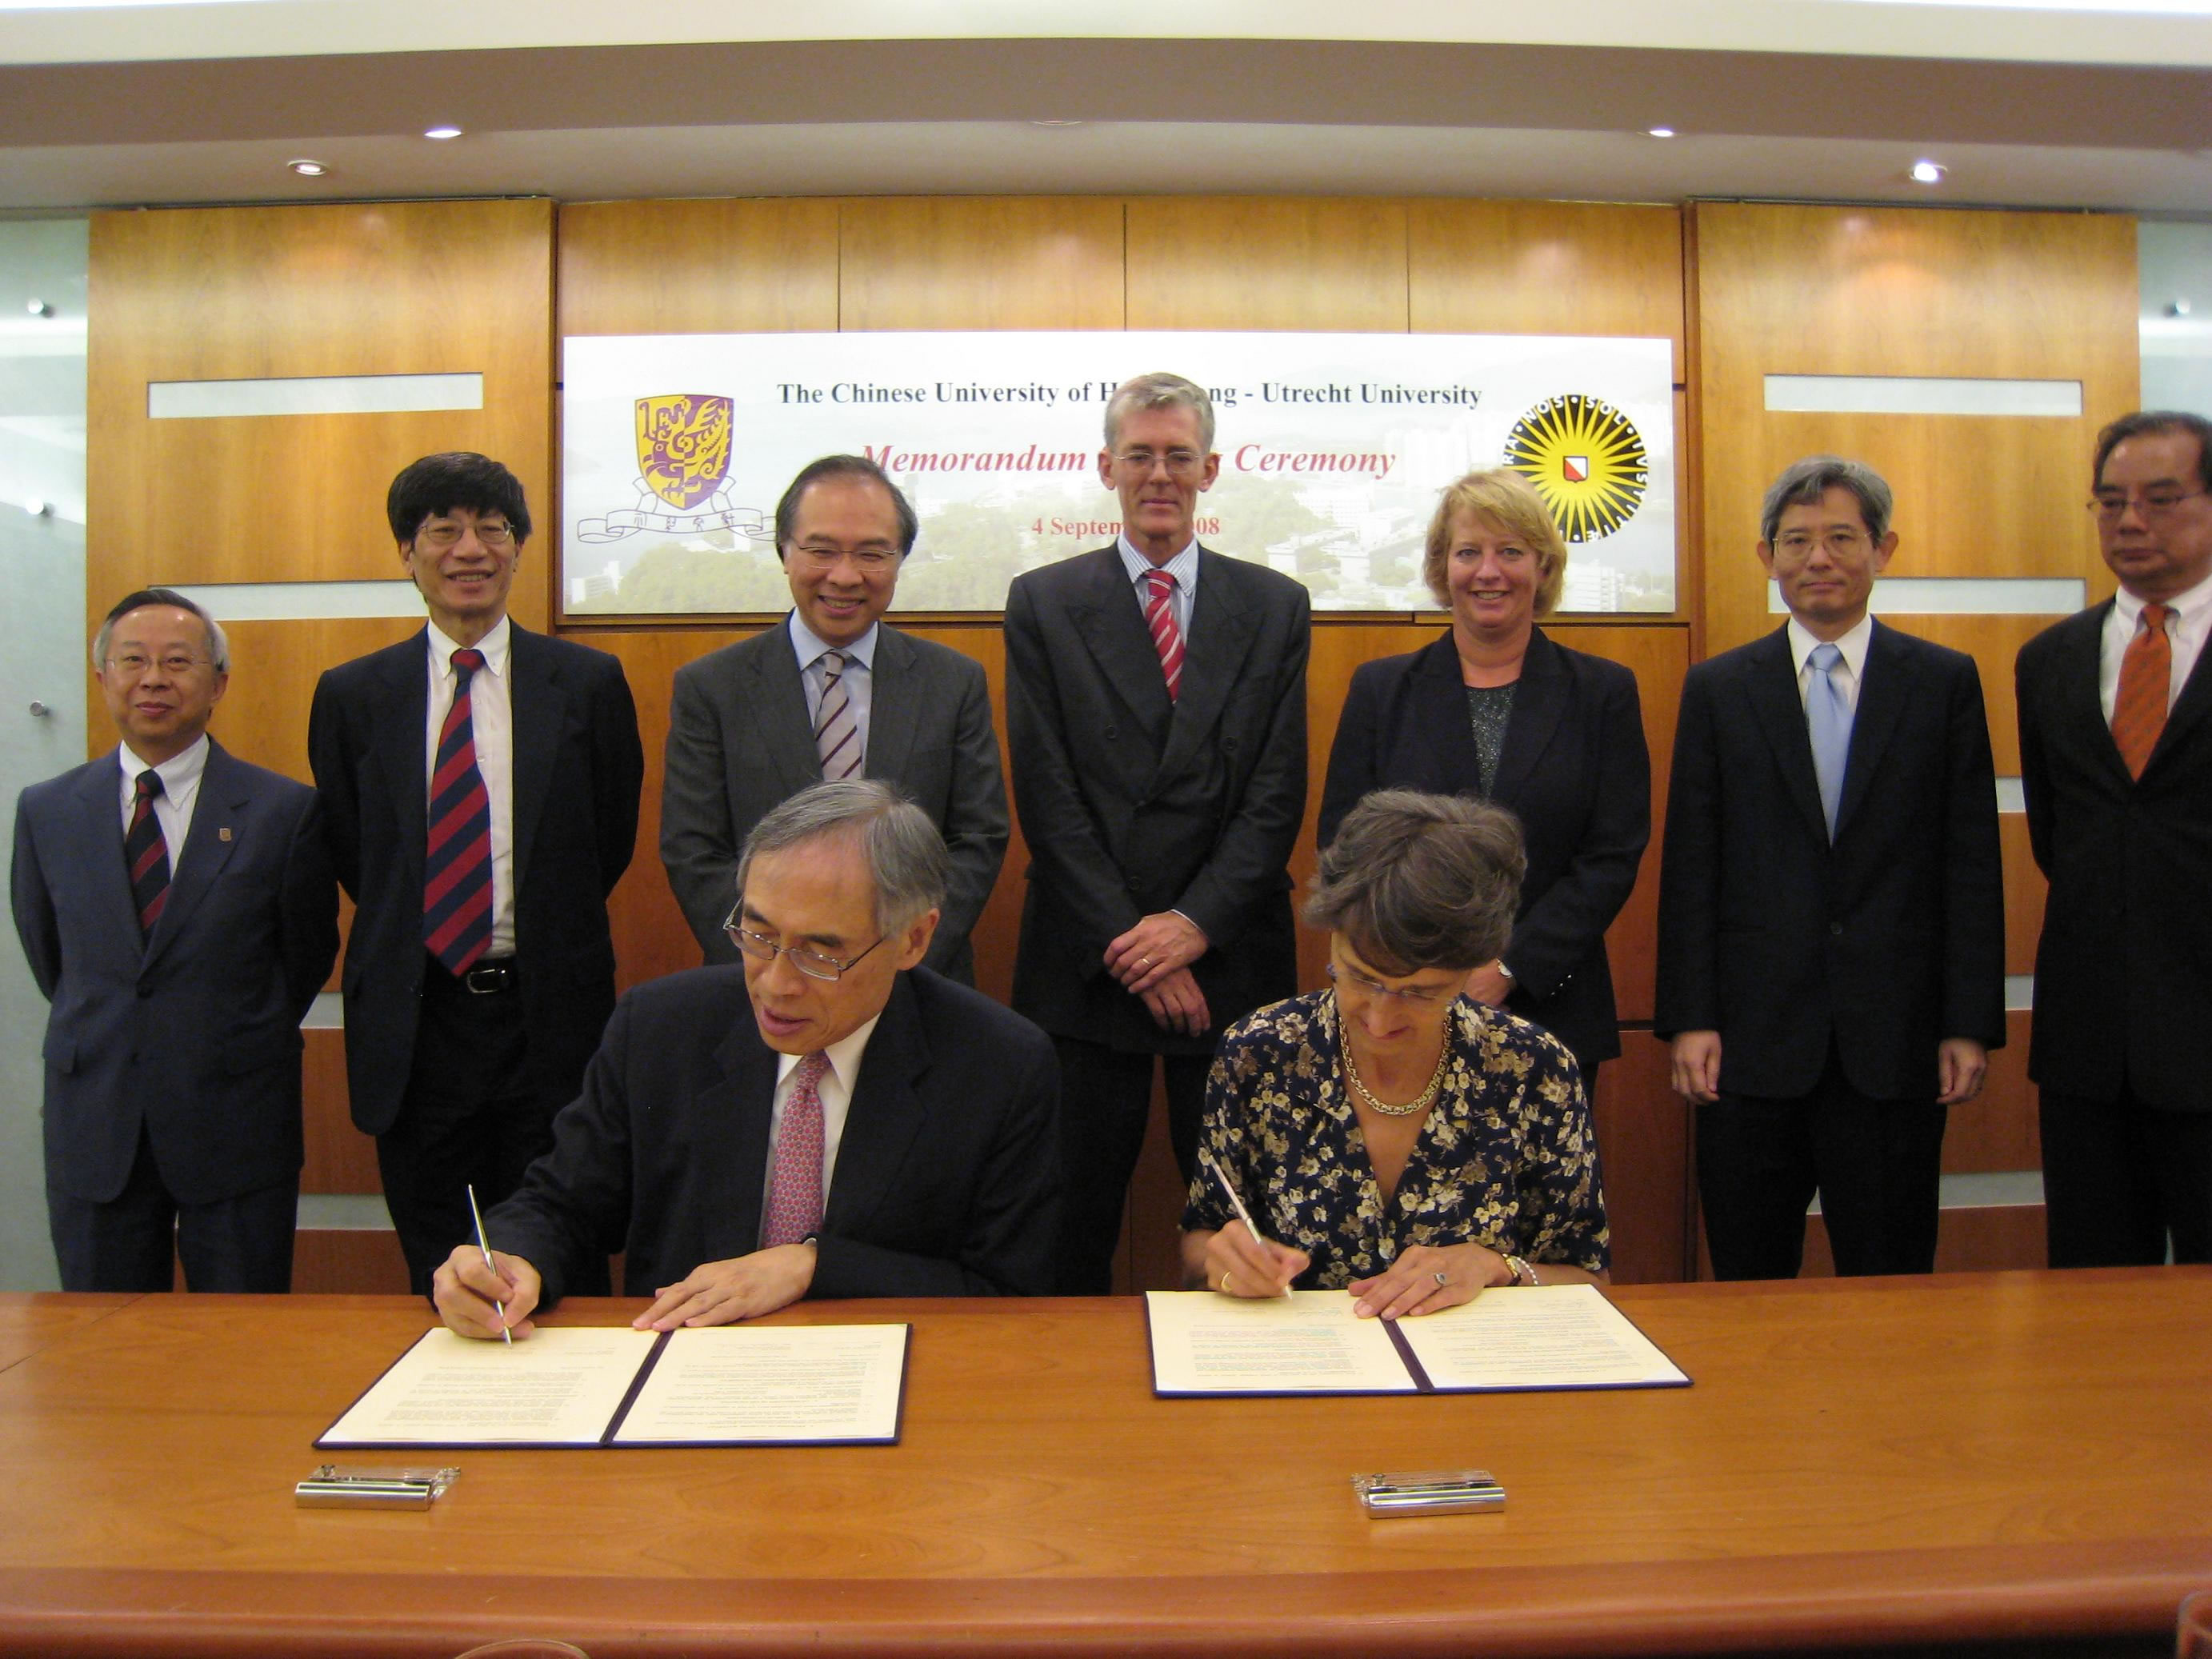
[578,394,765,543]
[1503,394,1648,543]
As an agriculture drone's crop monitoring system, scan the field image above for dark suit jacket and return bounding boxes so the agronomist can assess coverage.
[11,740,338,1207]
[1654,621,2006,1101]
[486,966,1062,1305]
[1003,546,1310,1054]
[306,624,643,1136]
[1316,628,1650,1072]
[2017,602,2212,1113]
[659,618,1009,982]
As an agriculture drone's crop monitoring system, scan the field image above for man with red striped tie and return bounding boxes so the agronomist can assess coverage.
[2018,410,2212,1267]
[1004,373,1311,1294]
[14,590,337,1290]
[310,454,642,1296]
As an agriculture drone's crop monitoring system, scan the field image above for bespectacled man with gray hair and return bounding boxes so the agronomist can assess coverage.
[434,778,1061,1338]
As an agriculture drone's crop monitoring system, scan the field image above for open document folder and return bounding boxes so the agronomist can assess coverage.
[1145,1283,1689,1397]
[318,1323,910,1449]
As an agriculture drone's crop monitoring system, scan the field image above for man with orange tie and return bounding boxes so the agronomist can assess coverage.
[430,781,1059,1337]
[310,453,642,1296]
[13,590,337,1290]
[2018,410,2212,1267]
[1003,372,1310,1294]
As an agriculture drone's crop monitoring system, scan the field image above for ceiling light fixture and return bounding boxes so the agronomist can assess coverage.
[1647,126,1676,139]
[424,126,463,141]
[26,298,53,318]
[1029,120,1084,129]
[1910,159,1946,185]
[286,158,329,177]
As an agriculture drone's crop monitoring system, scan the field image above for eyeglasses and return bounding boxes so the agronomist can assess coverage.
[1112,449,1207,478]
[2088,490,2209,523]
[1772,530,1872,558]
[722,908,886,982]
[790,542,899,570]
[415,518,516,548]
[1326,961,1456,1006]
[106,653,212,678]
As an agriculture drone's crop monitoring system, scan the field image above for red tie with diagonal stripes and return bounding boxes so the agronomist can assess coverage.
[1145,568,1184,702]
[425,647,494,975]
[124,770,170,937]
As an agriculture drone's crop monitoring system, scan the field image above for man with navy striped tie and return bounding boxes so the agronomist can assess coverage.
[14,589,337,1290]
[660,455,1008,984]
[310,454,642,1296]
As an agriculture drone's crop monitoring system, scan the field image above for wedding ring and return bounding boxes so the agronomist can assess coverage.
[1141,955,1154,967]
[1222,1270,1233,1292]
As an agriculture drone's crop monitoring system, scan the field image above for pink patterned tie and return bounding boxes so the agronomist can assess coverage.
[762,1051,830,1247]
[1145,568,1183,701]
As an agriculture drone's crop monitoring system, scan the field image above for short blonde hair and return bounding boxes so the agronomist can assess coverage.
[1422,469,1568,619]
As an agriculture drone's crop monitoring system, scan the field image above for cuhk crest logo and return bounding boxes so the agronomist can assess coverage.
[578,393,762,543]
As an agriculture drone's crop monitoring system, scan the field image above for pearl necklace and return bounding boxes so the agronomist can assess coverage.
[1339,1020,1450,1118]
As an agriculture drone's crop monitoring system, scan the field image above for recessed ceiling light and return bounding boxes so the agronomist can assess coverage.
[1029,119,1084,129]
[1910,159,1946,185]
[1646,126,1676,139]
[424,126,463,141]
[286,158,329,177]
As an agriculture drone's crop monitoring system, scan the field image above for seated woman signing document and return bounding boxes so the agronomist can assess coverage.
[1180,790,1610,1318]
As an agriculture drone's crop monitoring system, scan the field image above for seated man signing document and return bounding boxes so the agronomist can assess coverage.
[434,780,1062,1338]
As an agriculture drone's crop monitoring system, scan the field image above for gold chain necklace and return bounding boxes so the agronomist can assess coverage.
[1338,1009,1450,1118]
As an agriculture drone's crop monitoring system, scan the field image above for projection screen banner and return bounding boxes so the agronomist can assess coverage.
[561,331,1675,616]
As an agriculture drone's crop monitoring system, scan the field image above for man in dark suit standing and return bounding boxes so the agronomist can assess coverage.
[431,780,1059,1336]
[14,590,338,1291]
[310,453,643,1296]
[1656,456,2005,1280]
[2017,410,2212,1268]
[1004,371,1310,1294]
[661,454,1007,982]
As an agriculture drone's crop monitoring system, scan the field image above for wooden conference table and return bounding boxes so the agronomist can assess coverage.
[0,1270,2206,1658]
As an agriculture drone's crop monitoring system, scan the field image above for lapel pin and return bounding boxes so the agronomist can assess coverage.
[219,827,233,841]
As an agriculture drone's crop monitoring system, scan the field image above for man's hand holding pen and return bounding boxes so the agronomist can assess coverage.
[434,1246,542,1341]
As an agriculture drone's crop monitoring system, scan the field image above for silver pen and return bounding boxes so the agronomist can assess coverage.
[466,1182,512,1345]
[1202,1149,1291,1297]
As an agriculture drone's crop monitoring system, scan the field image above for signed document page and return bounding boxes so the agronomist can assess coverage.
[319,1326,662,1448]
[1393,1284,1690,1392]
[613,1324,910,1445]
[1145,1290,1418,1395]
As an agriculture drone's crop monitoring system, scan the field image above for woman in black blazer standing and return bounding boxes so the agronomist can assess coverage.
[1318,468,1650,1083]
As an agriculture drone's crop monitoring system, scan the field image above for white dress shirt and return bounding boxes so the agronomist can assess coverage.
[1786,612,1875,717]
[423,615,516,957]
[116,731,210,860]
[759,1013,882,1225]
[2100,570,2212,722]
[789,610,878,766]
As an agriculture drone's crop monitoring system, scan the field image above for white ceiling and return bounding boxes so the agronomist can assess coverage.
[1,1,2210,214]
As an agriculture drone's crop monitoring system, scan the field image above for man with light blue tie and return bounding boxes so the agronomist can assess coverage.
[1655,456,2006,1280]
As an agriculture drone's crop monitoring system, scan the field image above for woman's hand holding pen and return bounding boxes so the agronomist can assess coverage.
[1204,1221,1310,1298]
[433,1245,542,1340]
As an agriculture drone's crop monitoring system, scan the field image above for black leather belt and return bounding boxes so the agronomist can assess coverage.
[426,954,518,995]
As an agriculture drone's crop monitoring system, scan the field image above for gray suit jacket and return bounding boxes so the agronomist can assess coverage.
[12,740,338,1208]
[660,617,1009,982]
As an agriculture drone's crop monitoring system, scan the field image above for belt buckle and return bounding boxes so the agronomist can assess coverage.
[462,961,510,995]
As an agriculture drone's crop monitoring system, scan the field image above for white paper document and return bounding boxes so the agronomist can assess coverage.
[320,1326,661,1446]
[614,1324,908,1444]
[1145,1284,1687,1397]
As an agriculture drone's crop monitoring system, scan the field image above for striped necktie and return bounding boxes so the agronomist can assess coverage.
[814,649,860,779]
[1146,568,1184,701]
[124,770,170,937]
[762,1051,830,1247]
[2110,602,2172,780]
[424,647,494,974]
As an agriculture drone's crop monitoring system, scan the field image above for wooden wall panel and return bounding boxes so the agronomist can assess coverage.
[300,1030,376,1195]
[1591,1030,1694,1284]
[1126,198,1407,331]
[1802,1204,2046,1277]
[1690,203,2138,658]
[213,617,424,783]
[1409,201,1685,380]
[1882,614,2064,778]
[88,201,554,612]
[2002,812,2046,978]
[839,198,1126,331]
[1943,1010,2039,1175]
[558,199,840,337]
